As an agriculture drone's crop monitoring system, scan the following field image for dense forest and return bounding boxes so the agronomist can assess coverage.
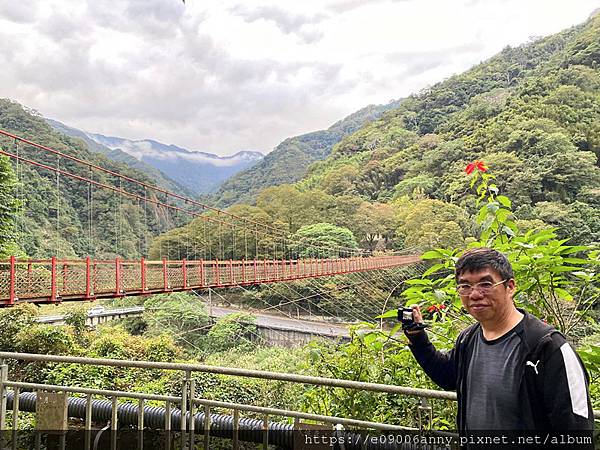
[149,14,600,262]
[0,99,191,259]
[211,99,404,208]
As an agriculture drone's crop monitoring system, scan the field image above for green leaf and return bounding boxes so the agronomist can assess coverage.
[486,202,499,214]
[502,226,516,237]
[422,263,445,277]
[404,279,432,286]
[562,257,591,265]
[496,208,511,223]
[547,266,581,273]
[554,288,573,301]
[421,250,443,260]
[376,309,398,319]
[560,246,591,255]
[496,195,512,208]
[481,215,495,231]
[364,332,378,345]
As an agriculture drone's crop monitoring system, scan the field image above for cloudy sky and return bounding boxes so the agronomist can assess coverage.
[0,0,597,156]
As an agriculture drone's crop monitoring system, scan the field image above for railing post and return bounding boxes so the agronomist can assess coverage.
[182,258,187,289]
[180,372,188,449]
[229,259,233,284]
[0,363,7,431]
[138,398,145,448]
[85,256,92,299]
[115,257,122,296]
[12,386,19,442]
[111,395,118,450]
[199,259,205,287]
[165,400,172,449]
[253,259,257,282]
[50,256,58,302]
[162,258,169,290]
[215,259,220,286]
[242,259,246,284]
[189,376,196,448]
[263,414,269,450]
[203,405,211,450]
[8,256,15,305]
[140,257,146,293]
[85,394,93,450]
[232,409,239,450]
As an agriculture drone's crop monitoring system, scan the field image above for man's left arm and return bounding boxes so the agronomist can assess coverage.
[542,339,594,431]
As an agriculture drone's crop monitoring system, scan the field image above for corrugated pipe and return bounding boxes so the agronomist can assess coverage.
[3,391,415,449]
[6,391,416,450]
[5,391,296,448]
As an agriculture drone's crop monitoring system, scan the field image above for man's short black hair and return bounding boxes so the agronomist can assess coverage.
[455,247,514,282]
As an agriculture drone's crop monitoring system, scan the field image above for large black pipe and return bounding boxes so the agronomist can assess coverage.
[6,391,295,448]
[5,392,424,449]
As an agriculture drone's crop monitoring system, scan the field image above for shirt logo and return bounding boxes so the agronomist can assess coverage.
[526,360,540,375]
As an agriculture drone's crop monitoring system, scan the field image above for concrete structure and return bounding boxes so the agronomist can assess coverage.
[38,305,350,347]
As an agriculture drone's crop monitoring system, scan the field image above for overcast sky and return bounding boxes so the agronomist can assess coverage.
[0,0,597,156]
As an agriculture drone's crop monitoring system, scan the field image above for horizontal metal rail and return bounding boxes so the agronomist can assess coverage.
[2,352,597,418]
[0,352,456,400]
[0,255,421,305]
[0,353,459,450]
[0,352,595,450]
[3,381,412,432]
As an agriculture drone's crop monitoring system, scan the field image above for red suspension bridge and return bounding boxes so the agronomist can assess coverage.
[0,129,421,306]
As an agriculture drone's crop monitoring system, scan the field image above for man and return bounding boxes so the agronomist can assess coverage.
[405,248,594,447]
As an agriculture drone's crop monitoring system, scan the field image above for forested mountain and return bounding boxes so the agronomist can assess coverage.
[0,99,188,259]
[151,13,600,259]
[46,119,192,196]
[212,99,404,207]
[86,132,263,195]
[295,14,600,246]
[47,121,264,196]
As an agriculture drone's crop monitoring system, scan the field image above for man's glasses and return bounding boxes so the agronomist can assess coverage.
[456,279,506,296]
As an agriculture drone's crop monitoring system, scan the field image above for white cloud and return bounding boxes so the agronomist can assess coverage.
[0,0,597,156]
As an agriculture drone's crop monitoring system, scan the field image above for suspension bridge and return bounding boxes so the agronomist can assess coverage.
[0,129,423,307]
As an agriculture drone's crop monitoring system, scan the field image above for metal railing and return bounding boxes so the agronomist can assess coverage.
[0,352,596,450]
[0,352,457,450]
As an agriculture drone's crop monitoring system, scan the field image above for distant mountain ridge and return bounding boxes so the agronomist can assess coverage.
[46,118,192,195]
[212,99,405,207]
[47,120,264,195]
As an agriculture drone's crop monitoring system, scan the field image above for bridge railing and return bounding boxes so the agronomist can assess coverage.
[0,351,458,450]
[0,255,421,305]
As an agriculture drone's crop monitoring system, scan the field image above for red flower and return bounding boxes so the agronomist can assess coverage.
[427,304,446,313]
[465,160,487,174]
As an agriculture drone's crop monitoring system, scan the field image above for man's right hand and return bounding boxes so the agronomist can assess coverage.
[405,304,425,335]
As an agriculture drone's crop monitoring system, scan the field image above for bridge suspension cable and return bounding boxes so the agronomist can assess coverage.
[0,129,364,258]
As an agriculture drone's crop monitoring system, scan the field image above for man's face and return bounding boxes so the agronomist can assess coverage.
[457,268,515,324]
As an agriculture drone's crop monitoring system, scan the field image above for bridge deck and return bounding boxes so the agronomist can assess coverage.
[0,255,420,306]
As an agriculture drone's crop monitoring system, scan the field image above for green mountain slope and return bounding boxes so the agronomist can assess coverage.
[212,100,403,207]
[301,15,600,244]
[45,118,193,196]
[0,99,187,259]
